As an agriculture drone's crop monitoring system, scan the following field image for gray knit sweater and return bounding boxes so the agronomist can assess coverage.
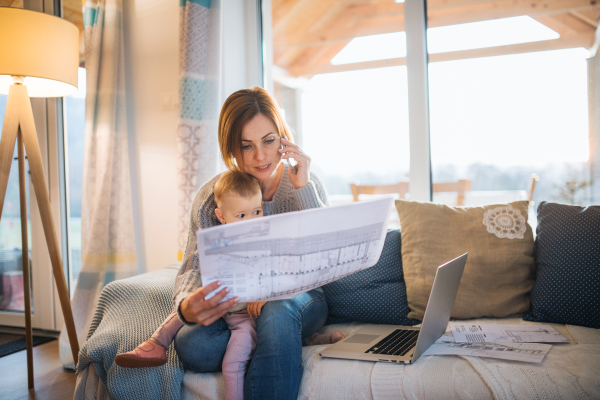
[173,166,331,323]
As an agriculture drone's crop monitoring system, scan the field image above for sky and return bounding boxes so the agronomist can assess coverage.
[301,17,590,178]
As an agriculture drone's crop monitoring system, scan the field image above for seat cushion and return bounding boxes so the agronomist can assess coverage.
[322,229,419,326]
[524,202,600,328]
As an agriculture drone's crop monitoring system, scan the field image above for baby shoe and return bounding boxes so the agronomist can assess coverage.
[114,338,167,368]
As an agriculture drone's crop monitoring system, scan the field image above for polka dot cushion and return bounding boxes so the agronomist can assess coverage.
[524,202,600,329]
[322,229,420,326]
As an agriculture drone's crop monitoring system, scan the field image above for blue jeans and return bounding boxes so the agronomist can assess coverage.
[174,289,328,400]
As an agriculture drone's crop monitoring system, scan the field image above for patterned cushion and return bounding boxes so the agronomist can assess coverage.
[322,229,420,326]
[524,202,600,328]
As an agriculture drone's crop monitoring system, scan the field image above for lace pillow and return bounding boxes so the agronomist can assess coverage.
[396,200,535,320]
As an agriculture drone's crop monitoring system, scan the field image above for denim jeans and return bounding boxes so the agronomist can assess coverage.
[174,289,328,400]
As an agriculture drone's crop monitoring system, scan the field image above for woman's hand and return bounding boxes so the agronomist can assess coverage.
[180,281,239,326]
[280,137,311,190]
[247,301,267,318]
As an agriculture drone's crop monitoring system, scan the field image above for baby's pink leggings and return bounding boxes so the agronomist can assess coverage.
[151,309,256,400]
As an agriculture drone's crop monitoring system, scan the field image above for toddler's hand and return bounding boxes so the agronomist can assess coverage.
[247,301,267,318]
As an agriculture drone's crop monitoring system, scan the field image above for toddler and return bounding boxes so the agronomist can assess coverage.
[115,170,266,400]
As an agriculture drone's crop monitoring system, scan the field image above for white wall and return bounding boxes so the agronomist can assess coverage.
[124,0,264,272]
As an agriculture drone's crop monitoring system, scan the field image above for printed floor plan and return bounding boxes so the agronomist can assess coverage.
[198,197,393,302]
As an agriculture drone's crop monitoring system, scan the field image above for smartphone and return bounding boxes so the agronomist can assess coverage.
[281,143,298,174]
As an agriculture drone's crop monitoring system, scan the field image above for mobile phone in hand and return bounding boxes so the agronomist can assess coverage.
[281,143,298,174]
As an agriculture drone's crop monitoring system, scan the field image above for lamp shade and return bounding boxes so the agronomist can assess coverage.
[0,7,79,97]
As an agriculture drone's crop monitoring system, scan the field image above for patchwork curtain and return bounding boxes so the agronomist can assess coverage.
[177,0,223,261]
[60,0,137,368]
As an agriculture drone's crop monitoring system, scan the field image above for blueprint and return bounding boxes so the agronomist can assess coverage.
[422,336,552,363]
[198,197,393,303]
[450,323,569,343]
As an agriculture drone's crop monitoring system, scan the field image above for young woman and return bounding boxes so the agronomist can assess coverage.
[172,86,343,400]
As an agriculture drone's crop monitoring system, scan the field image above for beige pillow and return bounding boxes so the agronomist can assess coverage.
[396,199,535,320]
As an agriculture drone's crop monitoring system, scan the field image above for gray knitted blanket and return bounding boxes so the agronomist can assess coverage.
[76,266,184,400]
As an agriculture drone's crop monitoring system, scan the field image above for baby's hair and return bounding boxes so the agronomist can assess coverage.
[214,170,261,207]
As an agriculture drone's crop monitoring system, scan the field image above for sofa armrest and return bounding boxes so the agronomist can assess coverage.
[77,267,185,400]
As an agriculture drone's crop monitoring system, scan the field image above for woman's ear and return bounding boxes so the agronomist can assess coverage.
[215,208,226,224]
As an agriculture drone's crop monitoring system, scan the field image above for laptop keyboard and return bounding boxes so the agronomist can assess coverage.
[365,329,419,356]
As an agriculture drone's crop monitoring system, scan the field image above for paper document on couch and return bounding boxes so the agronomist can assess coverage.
[422,336,552,363]
[198,197,394,303]
[450,323,569,343]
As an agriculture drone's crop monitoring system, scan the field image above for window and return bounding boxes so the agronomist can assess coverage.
[425,1,596,216]
[269,0,409,227]
[264,0,598,221]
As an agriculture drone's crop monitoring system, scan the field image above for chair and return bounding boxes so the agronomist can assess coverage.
[432,179,472,206]
[350,182,409,202]
[528,174,540,206]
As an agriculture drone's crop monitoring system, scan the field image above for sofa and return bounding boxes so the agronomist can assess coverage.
[74,201,600,400]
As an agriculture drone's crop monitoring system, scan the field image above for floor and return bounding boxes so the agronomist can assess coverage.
[0,340,76,400]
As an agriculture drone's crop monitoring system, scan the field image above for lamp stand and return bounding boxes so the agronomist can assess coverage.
[0,82,79,389]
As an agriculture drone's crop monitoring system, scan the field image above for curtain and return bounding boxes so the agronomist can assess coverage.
[60,0,137,368]
[176,0,222,261]
[589,49,600,203]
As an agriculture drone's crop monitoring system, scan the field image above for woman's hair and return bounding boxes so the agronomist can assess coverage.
[214,170,261,207]
[219,86,293,171]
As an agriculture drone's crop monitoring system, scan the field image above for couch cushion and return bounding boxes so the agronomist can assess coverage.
[396,200,535,320]
[524,202,600,329]
[322,229,419,326]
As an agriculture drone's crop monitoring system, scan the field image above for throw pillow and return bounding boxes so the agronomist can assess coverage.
[396,200,535,320]
[322,229,420,326]
[524,202,600,328]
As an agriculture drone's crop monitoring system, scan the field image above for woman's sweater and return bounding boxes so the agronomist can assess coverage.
[173,166,331,323]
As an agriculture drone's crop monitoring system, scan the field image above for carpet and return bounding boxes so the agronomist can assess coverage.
[0,333,56,358]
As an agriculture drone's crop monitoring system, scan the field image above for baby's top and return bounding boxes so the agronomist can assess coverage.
[213,171,264,313]
[174,166,331,324]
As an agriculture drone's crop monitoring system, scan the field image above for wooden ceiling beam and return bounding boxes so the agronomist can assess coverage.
[275,0,600,49]
[570,10,600,28]
[427,0,600,27]
[534,15,581,36]
[290,34,593,76]
[0,0,23,7]
[550,12,599,33]
[573,8,600,27]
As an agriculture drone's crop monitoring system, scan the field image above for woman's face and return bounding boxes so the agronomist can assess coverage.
[239,113,282,180]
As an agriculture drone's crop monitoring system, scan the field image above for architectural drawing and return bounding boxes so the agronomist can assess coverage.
[450,323,569,343]
[422,337,552,363]
[198,197,393,302]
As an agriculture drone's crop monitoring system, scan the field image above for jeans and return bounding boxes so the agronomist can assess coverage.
[174,289,328,400]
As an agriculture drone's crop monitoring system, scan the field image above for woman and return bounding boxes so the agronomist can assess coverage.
[172,86,343,400]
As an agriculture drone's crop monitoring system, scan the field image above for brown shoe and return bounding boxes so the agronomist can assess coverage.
[114,338,167,368]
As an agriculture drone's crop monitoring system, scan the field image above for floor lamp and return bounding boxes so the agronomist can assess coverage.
[0,7,80,389]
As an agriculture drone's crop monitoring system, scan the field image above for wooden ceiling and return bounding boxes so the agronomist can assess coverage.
[273,0,600,77]
[0,0,22,8]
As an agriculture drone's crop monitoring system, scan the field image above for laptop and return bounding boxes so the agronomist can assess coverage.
[319,253,467,364]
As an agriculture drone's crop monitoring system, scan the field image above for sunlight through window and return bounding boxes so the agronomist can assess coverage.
[331,16,560,65]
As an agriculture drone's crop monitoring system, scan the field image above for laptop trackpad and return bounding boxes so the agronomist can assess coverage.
[344,334,381,344]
